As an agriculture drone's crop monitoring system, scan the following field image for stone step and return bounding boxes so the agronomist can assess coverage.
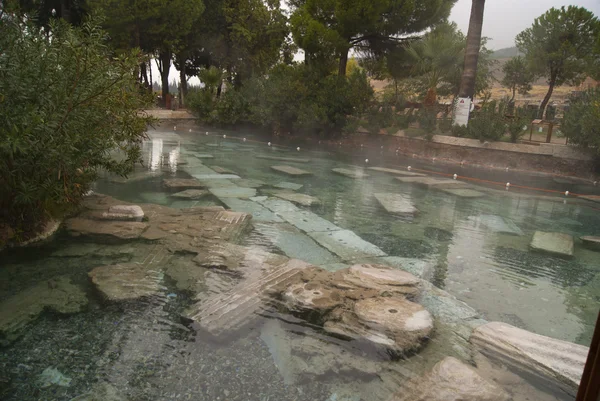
[256,155,310,163]
[530,231,574,257]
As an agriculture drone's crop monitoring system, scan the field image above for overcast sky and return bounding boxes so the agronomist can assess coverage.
[450,0,600,49]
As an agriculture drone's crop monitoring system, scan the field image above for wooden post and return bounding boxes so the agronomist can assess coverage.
[575,310,600,401]
[529,123,534,141]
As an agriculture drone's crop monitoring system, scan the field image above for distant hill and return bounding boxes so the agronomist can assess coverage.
[491,47,521,59]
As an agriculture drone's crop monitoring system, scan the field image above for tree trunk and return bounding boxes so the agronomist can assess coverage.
[216,81,223,98]
[179,60,187,107]
[159,50,172,103]
[60,0,72,23]
[539,77,556,119]
[140,62,149,87]
[338,48,349,76]
[511,86,516,103]
[458,0,486,99]
[149,59,153,91]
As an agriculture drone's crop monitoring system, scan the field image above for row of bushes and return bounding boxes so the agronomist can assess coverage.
[187,64,374,136]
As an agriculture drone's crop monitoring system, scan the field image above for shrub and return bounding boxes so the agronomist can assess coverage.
[0,18,152,239]
[418,108,438,134]
[562,88,600,156]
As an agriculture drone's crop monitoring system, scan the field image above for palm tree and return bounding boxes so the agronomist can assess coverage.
[406,24,464,106]
[458,0,486,100]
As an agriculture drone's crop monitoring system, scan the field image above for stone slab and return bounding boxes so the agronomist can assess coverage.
[209,187,257,199]
[218,198,283,223]
[170,189,210,200]
[192,174,241,180]
[255,198,300,214]
[271,165,313,176]
[276,209,340,233]
[396,176,466,188]
[254,223,339,265]
[88,263,165,301]
[308,230,386,261]
[475,215,524,236]
[163,178,206,191]
[367,167,426,177]
[581,236,600,251]
[184,257,311,336]
[530,231,574,257]
[101,205,144,222]
[374,256,431,278]
[470,321,588,397]
[272,191,322,207]
[236,179,267,188]
[439,188,485,198]
[209,166,237,174]
[332,168,369,179]
[273,182,304,191]
[65,218,148,241]
[389,356,511,401]
[256,155,310,163]
[373,193,418,216]
[194,154,214,159]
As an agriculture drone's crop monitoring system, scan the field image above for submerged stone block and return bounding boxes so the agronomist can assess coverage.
[308,230,386,261]
[367,167,426,177]
[271,165,313,176]
[581,235,600,251]
[439,188,485,198]
[272,191,322,207]
[0,276,88,346]
[389,356,511,401]
[163,178,206,191]
[65,218,148,242]
[209,187,257,199]
[374,193,418,216]
[219,198,283,222]
[530,231,574,257]
[277,209,340,233]
[332,168,369,179]
[256,155,310,163]
[396,176,466,188]
[470,321,588,397]
[273,182,304,191]
[88,263,165,301]
[475,215,523,236]
[169,189,210,200]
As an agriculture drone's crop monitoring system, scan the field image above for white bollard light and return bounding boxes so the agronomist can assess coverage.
[223,134,227,139]
[505,167,509,172]
[189,128,192,132]
[408,166,412,171]
[297,147,300,151]
[243,138,247,142]
[174,126,177,131]
[205,132,209,135]
[506,182,511,190]
[565,191,569,197]
[365,159,369,163]
[453,174,457,180]
[268,142,271,147]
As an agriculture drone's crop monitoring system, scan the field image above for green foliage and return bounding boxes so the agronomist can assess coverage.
[418,109,438,134]
[501,56,535,101]
[516,6,600,117]
[289,0,455,75]
[0,17,153,238]
[562,89,600,156]
[188,64,374,136]
[506,109,530,143]
[438,115,453,133]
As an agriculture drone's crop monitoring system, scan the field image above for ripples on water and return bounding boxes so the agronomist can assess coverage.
[1,129,598,400]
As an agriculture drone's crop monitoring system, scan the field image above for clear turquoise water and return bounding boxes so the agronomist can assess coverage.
[1,128,598,400]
